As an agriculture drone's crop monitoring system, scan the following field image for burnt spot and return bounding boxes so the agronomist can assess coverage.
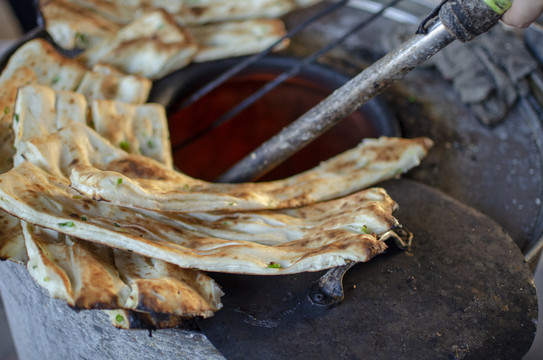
[189,6,208,16]
[105,157,169,180]
[73,293,120,311]
[81,198,94,210]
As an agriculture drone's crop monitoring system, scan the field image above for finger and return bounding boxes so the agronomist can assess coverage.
[501,0,543,27]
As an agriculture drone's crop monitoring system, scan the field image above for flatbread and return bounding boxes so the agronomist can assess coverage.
[12,84,87,154]
[65,0,158,24]
[174,0,295,26]
[13,84,170,172]
[23,221,130,309]
[0,160,391,274]
[76,64,152,105]
[0,39,86,91]
[0,40,88,264]
[0,213,27,263]
[23,221,222,315]
[111,248,223,316]
[17,113,399,242]
[71,135,433,212]
[39,0,121,50]
[9,82,220,325]
[78,9,198,79]
[90,99,173,168]
[11,86,431,213]
[62,0,324,25]
[188,19,289,62]
[0,39,86,174]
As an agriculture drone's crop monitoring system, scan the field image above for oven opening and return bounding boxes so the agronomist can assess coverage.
[162,56,399,181]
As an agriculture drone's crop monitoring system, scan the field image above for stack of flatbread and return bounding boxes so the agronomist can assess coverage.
[38,0,329,79]
[0,4,433,330]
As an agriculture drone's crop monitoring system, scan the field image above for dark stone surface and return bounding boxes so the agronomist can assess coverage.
[198,179,538,360]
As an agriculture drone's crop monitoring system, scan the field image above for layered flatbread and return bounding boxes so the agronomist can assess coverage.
[71,135,432,212]
[9,83,222,323]
[0,160,391,274]
[23,221,222,315]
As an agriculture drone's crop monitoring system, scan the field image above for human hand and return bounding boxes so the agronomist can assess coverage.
[501,0,543,28]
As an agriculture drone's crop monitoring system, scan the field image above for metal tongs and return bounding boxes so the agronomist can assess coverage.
[217,0,513,304]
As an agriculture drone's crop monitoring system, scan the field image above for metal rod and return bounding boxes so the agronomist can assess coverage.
[217,20,456,183]
[174,0,349,111]
[174,0,401,152]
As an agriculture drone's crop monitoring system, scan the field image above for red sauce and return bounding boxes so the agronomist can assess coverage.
[168,72,378,181]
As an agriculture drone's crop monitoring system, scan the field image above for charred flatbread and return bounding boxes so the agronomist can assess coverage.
[23,221,222,315]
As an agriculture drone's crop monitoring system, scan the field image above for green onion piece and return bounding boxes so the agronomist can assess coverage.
[14,113,19,122]
[81,216,87,221]
[119,141,130,152]
[3,106,9,115]
[74,32,89,46]
[267,262,281,269]
[43,276,50,282]
[115,314,124,323]
[362,225,368,233]
[147,140,155,149]
[117,178,123,184]
[114,223,121,227]
[58,221,75,227]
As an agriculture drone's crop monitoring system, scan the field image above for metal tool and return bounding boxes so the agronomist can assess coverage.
[214,0,514,313]
[217,0,511,182]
